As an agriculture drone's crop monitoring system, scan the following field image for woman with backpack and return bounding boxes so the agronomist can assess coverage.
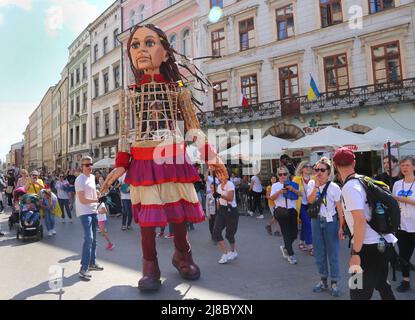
[307,157,345,297]
[393,155,415,293]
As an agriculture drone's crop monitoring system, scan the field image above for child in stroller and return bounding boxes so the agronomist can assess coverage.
[20,194,41,227]
[8,187,26,230]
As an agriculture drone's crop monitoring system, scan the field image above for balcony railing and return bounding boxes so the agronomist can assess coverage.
[198,78,415,127]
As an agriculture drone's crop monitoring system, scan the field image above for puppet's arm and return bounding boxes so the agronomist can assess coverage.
[179,89,228,181]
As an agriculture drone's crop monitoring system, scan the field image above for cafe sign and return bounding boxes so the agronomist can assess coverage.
[303,119,340,135]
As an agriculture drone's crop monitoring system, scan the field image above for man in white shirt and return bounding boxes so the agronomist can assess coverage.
[75,156,103,280]
[249,174,264,219]
[334,147,396,300]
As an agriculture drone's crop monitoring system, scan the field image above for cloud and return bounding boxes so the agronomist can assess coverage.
[0,101,35,161]
[0,0,32,10]
[45,0,104,36]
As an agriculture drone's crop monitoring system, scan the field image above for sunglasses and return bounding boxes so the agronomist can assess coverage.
[314,168,328,173]
[82,163,93,167]
[278,173,288,177]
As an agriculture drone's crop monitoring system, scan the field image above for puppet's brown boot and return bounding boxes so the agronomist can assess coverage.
[138,259,161,291]
[172,249,201,281]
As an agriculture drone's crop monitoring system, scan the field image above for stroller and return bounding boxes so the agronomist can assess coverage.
[8,187,26,230]
[16,194,43,242]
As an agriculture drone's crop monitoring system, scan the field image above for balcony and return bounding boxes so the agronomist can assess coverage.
[198,78,415,127]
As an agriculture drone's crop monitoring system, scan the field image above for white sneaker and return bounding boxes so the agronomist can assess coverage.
[52,229,57,235]
[256,215,264,219]
[226,251,238,261]
[280,245,289,259]
[218,254,228,264]
[48,230,53,237]
[62,218,66,224]
[288,255,298,265]
[248,211,254,217]
[69,219,73,224]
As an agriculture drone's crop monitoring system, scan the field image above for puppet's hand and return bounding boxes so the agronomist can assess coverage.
[101,167,126,194]
[209,159,228,181]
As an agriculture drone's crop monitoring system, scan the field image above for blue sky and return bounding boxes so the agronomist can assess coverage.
[0,0,115,162]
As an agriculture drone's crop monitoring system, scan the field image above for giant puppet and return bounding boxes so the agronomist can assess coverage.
[101,24,227,291]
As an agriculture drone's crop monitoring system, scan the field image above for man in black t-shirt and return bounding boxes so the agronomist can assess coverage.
[280,154,296,177]
[375,155,402,187]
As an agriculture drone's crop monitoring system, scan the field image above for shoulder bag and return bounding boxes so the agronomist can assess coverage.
[306,182,331,219]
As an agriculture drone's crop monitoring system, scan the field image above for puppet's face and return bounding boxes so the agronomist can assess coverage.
[129,27,168,74]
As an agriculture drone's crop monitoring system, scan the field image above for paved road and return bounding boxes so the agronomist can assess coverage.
[0,206,414,300]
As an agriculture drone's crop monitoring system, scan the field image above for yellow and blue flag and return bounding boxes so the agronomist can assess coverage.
[307,75,321,101]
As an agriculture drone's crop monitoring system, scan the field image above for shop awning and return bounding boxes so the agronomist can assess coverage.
[363,127,415,148]
[93,158,115,169]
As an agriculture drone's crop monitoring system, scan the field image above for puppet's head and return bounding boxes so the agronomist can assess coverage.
[127,24,182,84]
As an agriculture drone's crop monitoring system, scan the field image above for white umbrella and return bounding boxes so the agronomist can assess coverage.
[93,158,115,169]
[220,135,291,160]
[286,126,371,151]
[363,127,415,147]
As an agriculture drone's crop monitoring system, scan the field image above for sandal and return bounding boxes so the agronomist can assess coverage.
[299,243,307,251]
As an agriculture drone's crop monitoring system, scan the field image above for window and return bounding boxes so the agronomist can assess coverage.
[324,53,349,92]
[372,41,402,84]
[94,78,99,98]
[76,68,80,84]
[279,65,299,98]
[239,18,255,51]
[75,126,80,145]
[169,34,177,50]
[241,74,258,106]
[70,128,74,146]
[95,116,100,138]
[114,109,120,133]
[213,81,228,109]
[103,37,108,55]
[369,0,394,14]
[276,4,294,41]
[94,44,98,61]
[211,28,225,56]
[82,62,87,80]
[103,72,109,93]
[82,123,87,144]
[76,96,80,113]
[182,29,191,56]
[70,73,74,87]
[113,65,120,89]
[320,0,343,28]
[113,29,119,48]
[210,0,223,8]
[130,10,135,27]
[104,113,110,135]
[82,91,87,111]
[139,5,145,22]
[70,99,74,115]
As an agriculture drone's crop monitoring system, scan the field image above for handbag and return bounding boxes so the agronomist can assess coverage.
[307,182,331,219]
[273,197,289,221]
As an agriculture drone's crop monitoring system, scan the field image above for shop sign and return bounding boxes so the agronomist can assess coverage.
[292,151,304,157]
[303,119,340,135]
[343,144,359,151]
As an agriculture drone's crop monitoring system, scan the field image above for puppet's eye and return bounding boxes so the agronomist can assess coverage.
[146,40,155,47]
[131,42,140,49]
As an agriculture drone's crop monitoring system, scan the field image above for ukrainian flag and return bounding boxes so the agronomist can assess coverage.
[307,75,321,101]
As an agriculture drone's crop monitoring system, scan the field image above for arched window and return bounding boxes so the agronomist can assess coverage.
[169,34,177,50]
[139,5,145,22]
[182,29,191,56]
[129,10,135,27]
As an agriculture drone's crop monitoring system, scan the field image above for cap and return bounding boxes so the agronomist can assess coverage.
[30,170,39,176]
[333,147,355,166]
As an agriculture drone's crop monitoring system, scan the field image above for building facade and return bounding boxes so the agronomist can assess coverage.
[28,106,42,171]
[23,125,30,169]
[40,87,55,172]
[196,0,415,176]
[89,1,123,162]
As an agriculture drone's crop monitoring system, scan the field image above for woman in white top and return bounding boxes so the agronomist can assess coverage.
[212,178,239,265]
[392,156,415,293]
[307,157,345,297]
[268,166,300,265]
[249,174,264,218]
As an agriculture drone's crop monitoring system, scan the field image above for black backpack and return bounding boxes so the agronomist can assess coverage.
[344,175,400,234]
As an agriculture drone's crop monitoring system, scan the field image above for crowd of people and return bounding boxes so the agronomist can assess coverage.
[1,151,414,300]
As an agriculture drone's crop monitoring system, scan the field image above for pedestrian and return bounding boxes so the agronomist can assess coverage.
[157,224,174,239]
[206,168,219,211]
[293,161,314,255]
[248,173,264,219]
[280,154,296,177]
[5,171,16,207]
[0,174,5,213]
[75,156,104,281]
[17,169,29,188]
[239,175,250,213]
[268,166,300,265]
[307,157,345,297]
[376,155,402,187]
[97,195,114,251]
[213,177,239,264]
[25,171,44,196]
[392,155,415,293]
[55,174,72,223]
[230,172,241,204]
[265,174,281,236]
[206,183,217,243]
[40,188,60,237]
[66,170,77,211]
[119,172,133,230]
[334,147,397,300]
